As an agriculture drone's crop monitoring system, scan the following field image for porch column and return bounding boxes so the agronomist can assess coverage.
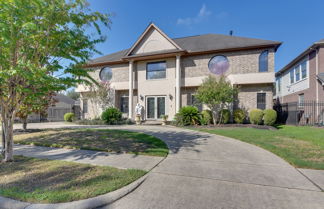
[175,55,181,113]
[128,60,134,119]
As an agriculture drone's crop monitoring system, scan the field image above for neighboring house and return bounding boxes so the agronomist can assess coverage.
[24,94,80,122]
[275,39,324,125]
[77,23,281,120]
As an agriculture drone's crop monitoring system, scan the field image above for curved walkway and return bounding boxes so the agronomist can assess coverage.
[12,123,324,208]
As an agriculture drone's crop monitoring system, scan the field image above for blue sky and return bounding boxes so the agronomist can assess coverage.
[88,0,324,72]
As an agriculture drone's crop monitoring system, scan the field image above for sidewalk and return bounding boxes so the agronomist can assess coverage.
[13,144,164,171]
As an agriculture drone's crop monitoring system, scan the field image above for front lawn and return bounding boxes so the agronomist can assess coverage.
[14,129,169,157]
[193,125,324,170]
[0,156,146,203]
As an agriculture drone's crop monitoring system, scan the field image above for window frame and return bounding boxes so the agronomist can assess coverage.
[99,67,113,82]
[257,93,266,110]
[120,96,129,113]
[259,50,269,72]
[295,65,300,82]
[298,94,305,108]
[83,99,88,113]
[301,60,307,79]
[191,94,203,112]
[146,61,167,80]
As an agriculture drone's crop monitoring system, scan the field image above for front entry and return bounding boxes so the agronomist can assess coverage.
[146,96,166,120]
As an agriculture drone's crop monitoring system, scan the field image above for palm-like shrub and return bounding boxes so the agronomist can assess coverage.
[249,109,264,125]
[101,107,122,125]
[263,109,277,126]
[64,112,75,122]
[175,106,200,126]
[233,109,245,124]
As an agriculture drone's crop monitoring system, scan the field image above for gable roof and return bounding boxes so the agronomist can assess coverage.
[87,24,281,67]
[125,23,183,57]
[276,38,324,76]
[54,94,76,105]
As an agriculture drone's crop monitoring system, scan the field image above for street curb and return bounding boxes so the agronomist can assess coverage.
[0,173,148,209]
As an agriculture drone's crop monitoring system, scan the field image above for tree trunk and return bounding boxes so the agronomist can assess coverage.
[211,111,217,126]
[1,122,5,158]
[22,117,27,130]
[2,113,14,162]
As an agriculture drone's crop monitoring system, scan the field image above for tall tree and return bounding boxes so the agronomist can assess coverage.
[196,75,238,125]
[0,0,111,162]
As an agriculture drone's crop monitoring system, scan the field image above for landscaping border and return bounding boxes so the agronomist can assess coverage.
[0,173,148,209]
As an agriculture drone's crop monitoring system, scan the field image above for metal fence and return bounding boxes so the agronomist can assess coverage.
[274,101,324,126]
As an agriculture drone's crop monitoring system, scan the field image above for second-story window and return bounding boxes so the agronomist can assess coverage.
[99,67,112,82]
[146,61,166,80]
[295,66,300,82]
[290,70,294,84]
[259,50,269,72]
[301,61,307,79]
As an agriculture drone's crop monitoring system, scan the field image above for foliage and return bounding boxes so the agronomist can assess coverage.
[263,109,277,126]
[66,89,80,100]
[196,75,238,125]
[0,0,111,161]
[174,106,200,126]
[101,107,122,125]
[233,109,245,124]
[64,113,75,122]
[249,109,264,125]
[219,109,230,124]
[200,110,213,125]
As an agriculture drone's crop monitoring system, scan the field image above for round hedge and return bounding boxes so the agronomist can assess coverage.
[233,109,245,124]
[175,106,200,126]
[263,109,277,126]
[249,109,264,125]
[64,112,75,122]
[101,107,122,125]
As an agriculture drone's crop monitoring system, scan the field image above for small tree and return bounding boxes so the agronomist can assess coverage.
[86,82,114,118]
[196,75,238,125]
[16,93,57,130]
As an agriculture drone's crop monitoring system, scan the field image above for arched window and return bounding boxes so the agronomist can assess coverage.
[99,67,112,82]
[259,50,269,72]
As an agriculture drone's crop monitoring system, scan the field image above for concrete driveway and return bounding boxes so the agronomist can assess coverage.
[13,123,324,208]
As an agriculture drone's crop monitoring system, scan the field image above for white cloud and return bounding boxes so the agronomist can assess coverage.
[177,4,212,26]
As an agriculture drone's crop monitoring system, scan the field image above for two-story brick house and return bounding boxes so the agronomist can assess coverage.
[77,23,281,120]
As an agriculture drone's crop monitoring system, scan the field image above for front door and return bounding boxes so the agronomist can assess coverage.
[146,96,166,119]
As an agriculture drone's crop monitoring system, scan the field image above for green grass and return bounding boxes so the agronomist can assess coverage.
[14,129,169,157]
[0,155,146,203]
[193,125,324,170]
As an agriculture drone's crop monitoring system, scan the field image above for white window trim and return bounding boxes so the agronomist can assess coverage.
[289,57,309,86]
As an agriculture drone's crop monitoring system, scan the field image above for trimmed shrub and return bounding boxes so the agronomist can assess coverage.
[263,109,277,126]
[219,109,230,124]
[200,110,213,125]
[64,112,75,122]
[233,109,245,124]
[101,107,122,125]
[174,106,200,126]
[249,109,264,125]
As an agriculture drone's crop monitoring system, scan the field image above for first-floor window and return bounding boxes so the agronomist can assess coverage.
[298,94,304,107]
[257,93,266,110]
[83,99,88,113]
[191,94,203,112]
[120,96,129,113]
